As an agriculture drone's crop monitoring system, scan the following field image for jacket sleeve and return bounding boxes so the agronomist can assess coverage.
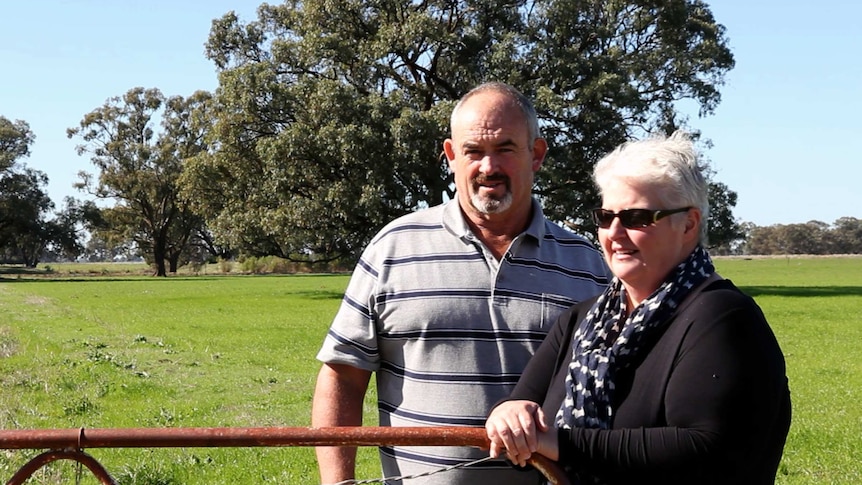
[502,302,585,405]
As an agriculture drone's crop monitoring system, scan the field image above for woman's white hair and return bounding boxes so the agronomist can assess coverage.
[592,130,710,244]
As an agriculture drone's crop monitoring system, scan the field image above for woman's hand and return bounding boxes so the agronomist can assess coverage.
[485,400,556,467]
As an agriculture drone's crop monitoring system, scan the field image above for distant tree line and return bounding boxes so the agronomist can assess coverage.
[737,218,862,256]
[2,110,858,266]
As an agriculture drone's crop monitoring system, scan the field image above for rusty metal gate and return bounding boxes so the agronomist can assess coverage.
[0,426,569,484]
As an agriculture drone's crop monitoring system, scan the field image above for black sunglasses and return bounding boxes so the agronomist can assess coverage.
[591,207,691,229]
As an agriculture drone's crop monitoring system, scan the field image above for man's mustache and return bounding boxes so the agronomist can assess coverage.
[474,174,510,186]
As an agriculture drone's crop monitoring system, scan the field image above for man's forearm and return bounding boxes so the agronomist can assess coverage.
[315,444,359,484]
[312,363,371,483]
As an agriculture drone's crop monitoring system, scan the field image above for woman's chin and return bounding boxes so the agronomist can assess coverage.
[609,257,643,280]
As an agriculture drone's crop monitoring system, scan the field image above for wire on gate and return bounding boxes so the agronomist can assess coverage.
[328,455,496,485]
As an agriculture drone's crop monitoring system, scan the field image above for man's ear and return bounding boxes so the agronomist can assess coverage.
[443,139,456,172]
[532,138,548,171]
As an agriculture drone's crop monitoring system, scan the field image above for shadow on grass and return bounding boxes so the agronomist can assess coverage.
[2,276,220,283]
[738,286,862,298]
[0,266,50,275]
[0,265,150,280]
[0,267,349,300]
[288,289,346,300]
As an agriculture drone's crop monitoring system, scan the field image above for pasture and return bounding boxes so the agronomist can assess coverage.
[0,256,859,484]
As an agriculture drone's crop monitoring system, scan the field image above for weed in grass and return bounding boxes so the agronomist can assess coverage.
[63,395,97,417]
[0,326,19,358]
[115,461,179,485]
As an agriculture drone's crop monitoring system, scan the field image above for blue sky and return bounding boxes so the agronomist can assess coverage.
[2,1,859,227]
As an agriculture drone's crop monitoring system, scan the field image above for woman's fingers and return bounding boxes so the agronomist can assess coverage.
[486,400,542,466]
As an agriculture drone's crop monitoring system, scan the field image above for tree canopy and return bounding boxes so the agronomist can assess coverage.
[179,0,737,264]
[0,117,35,173]
[0,116,83,266]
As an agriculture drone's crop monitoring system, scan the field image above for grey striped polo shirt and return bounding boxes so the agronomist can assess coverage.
[317,198,609,484]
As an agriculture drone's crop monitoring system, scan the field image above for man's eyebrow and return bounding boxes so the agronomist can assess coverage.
[460,138,519,150]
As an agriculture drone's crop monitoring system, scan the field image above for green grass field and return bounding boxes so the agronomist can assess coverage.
[0,256,860,483]
[716,257,862,484]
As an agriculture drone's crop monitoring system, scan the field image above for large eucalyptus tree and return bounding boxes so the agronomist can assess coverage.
[68,88,212,276]
[183,0,738,262]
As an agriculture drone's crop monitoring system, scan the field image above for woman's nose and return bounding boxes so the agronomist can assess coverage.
[605,216,628,239]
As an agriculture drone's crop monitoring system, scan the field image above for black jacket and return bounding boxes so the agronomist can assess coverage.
[507,277,791,484]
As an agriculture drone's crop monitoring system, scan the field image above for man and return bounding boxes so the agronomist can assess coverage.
[312,82,609,484]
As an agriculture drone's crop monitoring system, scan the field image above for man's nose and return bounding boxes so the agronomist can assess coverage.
[478,154,501,174]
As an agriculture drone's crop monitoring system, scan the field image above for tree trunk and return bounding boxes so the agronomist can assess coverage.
[153,258,167,277]
[25,256,39,268]
[168,253,180,273]
[20,244,40,268]
[152,244,168,277]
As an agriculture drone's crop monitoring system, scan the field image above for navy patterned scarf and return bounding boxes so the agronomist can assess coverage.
[556,245,715,430]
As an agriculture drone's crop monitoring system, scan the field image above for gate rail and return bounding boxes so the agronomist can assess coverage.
[0,426,569,485]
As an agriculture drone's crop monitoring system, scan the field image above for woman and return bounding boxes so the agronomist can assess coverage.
[485,131,791,484]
